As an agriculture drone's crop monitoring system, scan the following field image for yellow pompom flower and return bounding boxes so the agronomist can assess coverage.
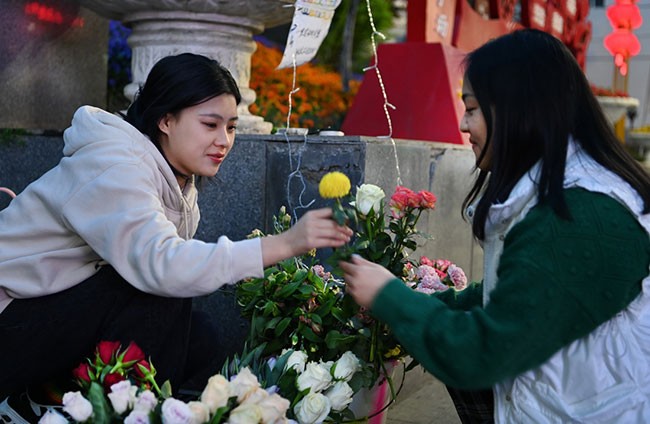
[319,172,351,199]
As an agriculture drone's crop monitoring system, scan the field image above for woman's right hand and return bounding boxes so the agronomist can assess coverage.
[260,208,352,267]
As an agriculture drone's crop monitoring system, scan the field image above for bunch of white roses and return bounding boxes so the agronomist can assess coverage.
[38,367,291,424]
[284,350,362,424]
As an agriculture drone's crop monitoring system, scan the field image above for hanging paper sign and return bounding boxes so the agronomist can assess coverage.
[277,0,342,69]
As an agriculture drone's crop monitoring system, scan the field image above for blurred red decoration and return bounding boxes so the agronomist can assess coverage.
[24,1,84,27]
[607,3,643,29]
[604,0,643,76]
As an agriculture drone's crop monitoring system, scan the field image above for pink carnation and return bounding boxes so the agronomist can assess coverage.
[434,259,452,272]
[447,264,468,291]
[419,273,442,289]
[312,264,331,281]
[419,256,434,267]
[415,265,438,281]
[415,279,448,294]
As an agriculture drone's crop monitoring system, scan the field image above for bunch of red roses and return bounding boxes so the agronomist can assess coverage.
[72,341,161,395]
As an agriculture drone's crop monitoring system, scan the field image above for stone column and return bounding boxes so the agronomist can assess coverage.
[79,0,295,134]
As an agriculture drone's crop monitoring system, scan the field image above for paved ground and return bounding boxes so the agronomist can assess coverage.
[385,366,462,424]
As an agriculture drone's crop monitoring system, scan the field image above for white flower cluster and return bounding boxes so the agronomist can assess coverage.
[284,350,362,424]
[38,367,290,424]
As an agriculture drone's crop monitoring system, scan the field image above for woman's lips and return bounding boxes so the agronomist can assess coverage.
[208,154,225,164]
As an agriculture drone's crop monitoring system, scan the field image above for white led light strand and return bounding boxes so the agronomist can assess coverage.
[362,0,402,185]
[283,53,315,224]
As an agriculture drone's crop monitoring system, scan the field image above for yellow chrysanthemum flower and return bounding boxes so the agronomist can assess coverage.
[319,172,351,199]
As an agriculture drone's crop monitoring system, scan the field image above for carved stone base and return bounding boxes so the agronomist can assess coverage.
[79,1,294,134]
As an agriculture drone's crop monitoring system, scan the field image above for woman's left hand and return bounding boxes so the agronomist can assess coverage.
[339,255,396,308]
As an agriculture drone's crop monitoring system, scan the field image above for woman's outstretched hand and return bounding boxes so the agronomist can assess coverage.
[340,255,396,309]
[261,208,352,267]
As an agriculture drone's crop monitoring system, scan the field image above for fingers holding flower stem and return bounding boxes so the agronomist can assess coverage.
[340,255,396,308]
[261,208,353,267]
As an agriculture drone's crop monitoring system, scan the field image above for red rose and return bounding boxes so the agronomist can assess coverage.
[122,341,145,364]
[134,359,152,379]
[418,190,437,209]
[72,362,92,383]
[419,256,434,267]
[97,341,121,364]
[103,372,125,390]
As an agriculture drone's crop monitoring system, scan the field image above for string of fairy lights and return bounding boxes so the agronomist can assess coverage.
[282,0,402,223]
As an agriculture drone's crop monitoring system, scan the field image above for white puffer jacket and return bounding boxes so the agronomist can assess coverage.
[474,141,650,422]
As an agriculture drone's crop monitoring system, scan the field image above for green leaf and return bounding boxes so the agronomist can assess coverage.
[87,382,111,424]
[274,280,302,298]
[275,317,292,336]
[325,330,358,349]
[160,380,173,399]
[264,316,283,331]
[209,403,232,423]
[291,269,309,284]
[300,326,322,343]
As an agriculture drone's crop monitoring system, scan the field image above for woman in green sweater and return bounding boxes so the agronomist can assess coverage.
[341,29,650,423]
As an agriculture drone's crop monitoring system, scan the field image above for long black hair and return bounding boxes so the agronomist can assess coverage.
[462,29,650,241]
[125,52,241,152]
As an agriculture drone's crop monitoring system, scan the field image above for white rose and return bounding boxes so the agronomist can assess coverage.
[187,401,210,424]
[200,374,231,413]
[108,381,136,414]
[241,387,269,405]
[230,367,262,402]
[258,393,290,423]
[62,391,93,422]
[161,398,193,424]
[37,410,69,424]
[297,362,332,393]
[285,350,308,374]
[227,403,263,424]
[133,390,158,413]
[332,351,361,382]
[293,393,331,424]
[355,184,385,215]
[124,409,151,424]
[324,381,354,412]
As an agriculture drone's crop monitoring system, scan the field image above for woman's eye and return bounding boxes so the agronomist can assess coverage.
[228,125,238,132]
[203,122,217,128]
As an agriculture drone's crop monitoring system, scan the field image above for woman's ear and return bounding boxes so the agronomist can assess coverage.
[157,113,173,136]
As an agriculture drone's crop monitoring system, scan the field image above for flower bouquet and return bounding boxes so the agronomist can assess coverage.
[236,172,468,421]
[40,341,296,424]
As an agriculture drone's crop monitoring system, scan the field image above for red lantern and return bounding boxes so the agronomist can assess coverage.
[607,2,643,30]
[604,29,641,57]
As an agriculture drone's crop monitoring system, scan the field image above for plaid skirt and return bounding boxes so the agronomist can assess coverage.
[446,386,495,424]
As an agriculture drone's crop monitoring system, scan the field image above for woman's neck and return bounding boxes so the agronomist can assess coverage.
[177,175,190,191]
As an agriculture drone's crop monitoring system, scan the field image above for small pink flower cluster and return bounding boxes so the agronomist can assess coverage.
[404,256,468,294]
[388,186,437,219]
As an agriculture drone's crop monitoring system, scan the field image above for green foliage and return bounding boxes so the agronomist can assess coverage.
[316,0,395,73]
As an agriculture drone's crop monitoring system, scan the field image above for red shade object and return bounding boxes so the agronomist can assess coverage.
[607,3,643,29]
[604,29,641,58]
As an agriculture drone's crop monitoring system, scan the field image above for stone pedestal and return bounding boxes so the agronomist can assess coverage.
[79,0,295,134]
